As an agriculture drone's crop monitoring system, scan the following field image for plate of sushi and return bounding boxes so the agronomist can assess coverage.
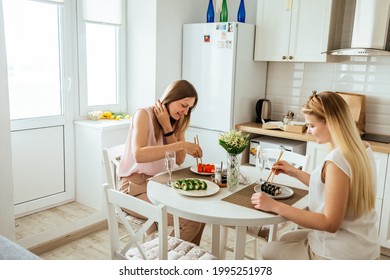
[172,178,220,197]
[254,182,294,199]
[190,163,216,175]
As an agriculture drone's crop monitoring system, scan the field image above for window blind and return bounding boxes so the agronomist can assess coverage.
[83,0,123,25]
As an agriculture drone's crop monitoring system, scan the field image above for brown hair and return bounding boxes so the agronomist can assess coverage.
[302,91,375,218]
[153,80,198,139]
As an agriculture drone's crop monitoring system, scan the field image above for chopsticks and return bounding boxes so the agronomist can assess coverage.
[265,148,285,184]
[194,135,203,170]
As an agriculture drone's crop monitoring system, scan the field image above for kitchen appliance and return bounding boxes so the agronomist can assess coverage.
[327,0,390,56]
[249,136,306,166]
[362,133,390,144]
[255,98,271,123]
[182,22,267,166]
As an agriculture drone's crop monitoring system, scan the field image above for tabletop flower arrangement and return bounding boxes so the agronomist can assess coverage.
[218,130,250,192]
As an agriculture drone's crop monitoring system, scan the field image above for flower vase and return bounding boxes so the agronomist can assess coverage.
[237,0,246,23]
[227,153,241,192]
[207,0,215,22]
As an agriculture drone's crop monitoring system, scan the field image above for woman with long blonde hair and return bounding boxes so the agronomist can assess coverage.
[251,91,379,259]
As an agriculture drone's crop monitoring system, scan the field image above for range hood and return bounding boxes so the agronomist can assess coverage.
[327,0,390,56]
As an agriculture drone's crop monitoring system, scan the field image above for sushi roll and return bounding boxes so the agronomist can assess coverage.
[173,180,182,189]
[200,180,208,190]
[193,179,202,190]
[181,180,194,191]
[188,180,195,190]
[181,180,189,191]
[260,182,282,196]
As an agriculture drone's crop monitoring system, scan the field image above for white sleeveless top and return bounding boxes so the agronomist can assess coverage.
[117,107,166,177]
[308,147,380,259]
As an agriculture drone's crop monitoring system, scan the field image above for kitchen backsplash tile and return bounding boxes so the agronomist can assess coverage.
[265,57,390,135]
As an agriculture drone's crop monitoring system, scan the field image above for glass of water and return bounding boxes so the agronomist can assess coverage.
[256,146,268,184]
[165,150,176,187]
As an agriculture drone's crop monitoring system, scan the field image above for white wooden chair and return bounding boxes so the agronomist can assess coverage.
[220,148,309,259]
[102,144,180,240]
[103,184,216,260]
[103,144,125,190]
[103,144,154,239]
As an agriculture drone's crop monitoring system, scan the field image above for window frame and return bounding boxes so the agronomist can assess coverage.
[76,0,127,117]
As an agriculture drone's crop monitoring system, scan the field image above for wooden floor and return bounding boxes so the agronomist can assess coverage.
[15,201,264,260]
[15,201,390,260]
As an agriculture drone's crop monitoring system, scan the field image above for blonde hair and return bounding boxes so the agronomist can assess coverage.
[153,80,198,139]
[301,91,375,218]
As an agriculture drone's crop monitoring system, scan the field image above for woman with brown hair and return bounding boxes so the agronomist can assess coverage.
[251,91,380,259]
[117,80,205,245]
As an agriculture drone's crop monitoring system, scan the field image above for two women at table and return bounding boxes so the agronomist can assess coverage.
[117,80,205,245]
[252,91,380,260]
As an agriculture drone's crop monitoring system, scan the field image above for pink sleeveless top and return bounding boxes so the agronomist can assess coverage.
[117,107,165,177]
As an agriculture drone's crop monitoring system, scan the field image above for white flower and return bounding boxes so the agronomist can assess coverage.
[218,130,250,155]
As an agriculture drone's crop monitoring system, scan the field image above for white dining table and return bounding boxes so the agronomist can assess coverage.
[147,165,308,260]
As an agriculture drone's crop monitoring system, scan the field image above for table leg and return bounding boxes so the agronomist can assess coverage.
[173,215,180,238]
[234,226,247,260]
[211,224,221,259]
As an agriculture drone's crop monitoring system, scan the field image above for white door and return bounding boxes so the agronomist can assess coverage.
[3,0,75,216]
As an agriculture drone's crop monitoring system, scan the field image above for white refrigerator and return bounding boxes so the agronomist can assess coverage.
[182,22,267,167]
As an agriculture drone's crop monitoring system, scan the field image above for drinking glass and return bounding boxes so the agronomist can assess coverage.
[165,150,176,187]
[256,146,268,184]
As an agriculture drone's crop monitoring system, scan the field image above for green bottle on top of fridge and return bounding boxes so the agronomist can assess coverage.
[220,0,228,22]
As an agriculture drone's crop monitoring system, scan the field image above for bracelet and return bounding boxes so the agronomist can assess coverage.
[163,131,174,137]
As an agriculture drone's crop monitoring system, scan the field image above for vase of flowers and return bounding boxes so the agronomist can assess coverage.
[218,130,250,192]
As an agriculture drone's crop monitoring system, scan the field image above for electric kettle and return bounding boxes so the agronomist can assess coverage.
[255,98,271,123]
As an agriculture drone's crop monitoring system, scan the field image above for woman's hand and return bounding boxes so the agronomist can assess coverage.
[153,99,172,133]
[183,142,203,158]
[272,160,296,176]
[251,192,277,213]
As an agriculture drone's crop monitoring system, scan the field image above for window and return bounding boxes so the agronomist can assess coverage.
[85,23,117,106]
[3,0,64,120]
[77,0,126,115]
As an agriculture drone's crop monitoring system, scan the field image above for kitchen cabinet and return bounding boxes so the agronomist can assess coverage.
[254,0,340,62]
[74,120,130,211]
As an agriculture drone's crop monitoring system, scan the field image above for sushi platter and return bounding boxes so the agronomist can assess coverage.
[254,182,294,199]
[172,178,219,197]
[190,164,216,175]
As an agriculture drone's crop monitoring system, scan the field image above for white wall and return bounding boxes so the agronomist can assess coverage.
[266,57,390,134]
[127,0,390,136]
[127,0,157,113]
[127,0,258,114]
[0,0,15,239]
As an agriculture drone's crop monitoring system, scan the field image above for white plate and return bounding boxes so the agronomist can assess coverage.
[254,183,294,199]
[189,164,216,175]
[173,179,220,197]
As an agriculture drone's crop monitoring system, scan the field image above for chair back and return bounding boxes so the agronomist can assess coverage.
[263,148,309,171]
[103,184,169,260]
[103,144,125,189]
